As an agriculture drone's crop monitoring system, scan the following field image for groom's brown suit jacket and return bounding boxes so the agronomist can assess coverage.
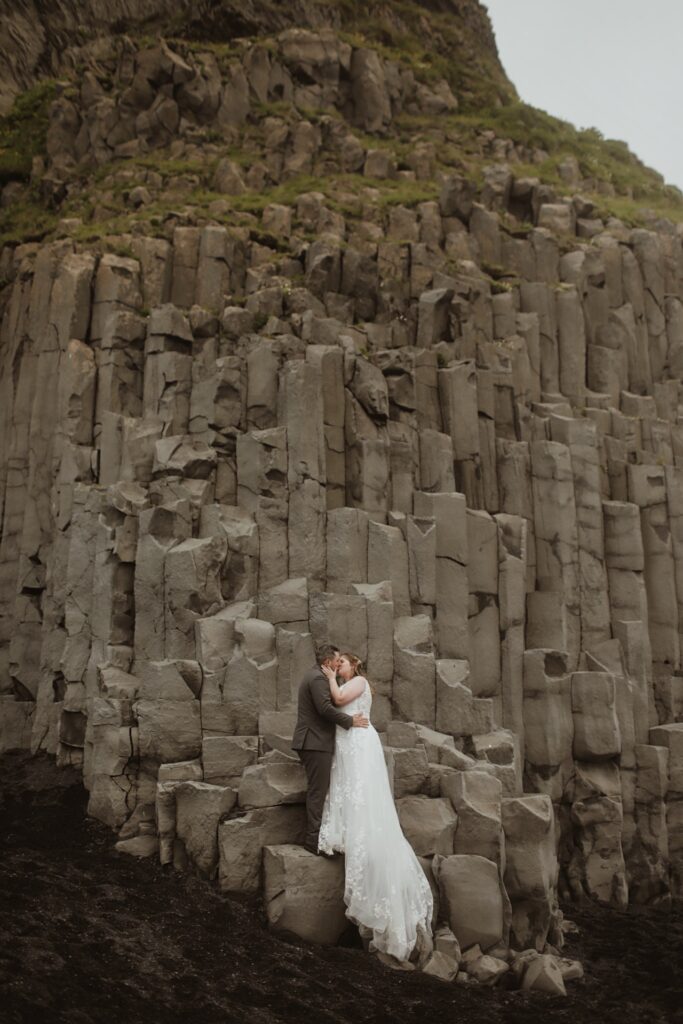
[291,665,354,752]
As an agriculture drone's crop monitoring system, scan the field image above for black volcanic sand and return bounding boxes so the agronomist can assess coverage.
[1,752,681,1024]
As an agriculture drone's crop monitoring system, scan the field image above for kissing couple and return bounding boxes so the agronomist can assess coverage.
[291,643,433,962]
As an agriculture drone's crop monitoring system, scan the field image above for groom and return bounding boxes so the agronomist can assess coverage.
[291,643,369,855]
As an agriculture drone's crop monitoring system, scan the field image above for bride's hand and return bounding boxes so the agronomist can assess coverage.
[321,664,337,684]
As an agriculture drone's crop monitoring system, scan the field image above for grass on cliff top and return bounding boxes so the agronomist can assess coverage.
[159,11,682,213]
[132,9,677,212]
[1,36,683,248]
[593,193,683,228]
[392,101,683,218]
[214,174,438,215]
[0,81,57,186]
[0,163,441,248]
[0,192,58,247]
[456,102,680,198]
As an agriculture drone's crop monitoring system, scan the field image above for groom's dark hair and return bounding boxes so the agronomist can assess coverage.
[315,643,339,666]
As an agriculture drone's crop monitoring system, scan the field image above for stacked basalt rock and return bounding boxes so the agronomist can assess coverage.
[1,29,682,990]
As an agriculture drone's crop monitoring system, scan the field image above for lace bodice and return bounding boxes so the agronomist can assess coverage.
[340,676,372,717]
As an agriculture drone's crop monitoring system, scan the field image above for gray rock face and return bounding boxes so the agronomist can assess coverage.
[238,762,307,809]
[175,781,236,877]
[263,844,347,944]
[502,794,556,949]
[435,854,505,952]
[396,795,457,856]
[218,805,306,893]
[0,20,680,987]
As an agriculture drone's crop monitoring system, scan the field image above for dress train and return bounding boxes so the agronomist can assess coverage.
[318,678,433,961]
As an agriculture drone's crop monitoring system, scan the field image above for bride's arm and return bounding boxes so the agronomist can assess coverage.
[322,668,366,706]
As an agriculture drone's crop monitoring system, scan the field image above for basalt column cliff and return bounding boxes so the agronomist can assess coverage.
[0,0,681,988]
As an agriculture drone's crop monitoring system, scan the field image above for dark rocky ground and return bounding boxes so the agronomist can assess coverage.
[0,751,681,1024]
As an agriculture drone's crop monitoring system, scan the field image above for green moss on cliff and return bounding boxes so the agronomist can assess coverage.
[457,103,678,200]
[392,102,683,216]
[1,3,683,249]
[0,81,57,185]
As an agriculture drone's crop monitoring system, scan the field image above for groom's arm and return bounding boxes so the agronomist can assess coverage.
[310,676,354,730]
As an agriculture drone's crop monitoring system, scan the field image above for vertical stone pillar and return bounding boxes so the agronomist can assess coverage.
[59,485,109,771]
[195,226,232,312]
[621,247,653,393]
[306,346,346,510]
[649,723,683,898]
[585,639,637,857]
[550,416,611,651]
[143,305,193,436]
[326,508,369,594]
[438,360,482,508]
[418,429,455,494]
[352,580,394,727]
[477,367,499,512]
[522,649,572,803]
[96,312,145,449]
[279,360,326,590]
[393,615,436,728]
[530,441,581,670]
[414,492,469,660]
[631,743,670,902]
[627,465,679,672]
[170,226,200,308]
[406,514,436,614]
[496,513,527,747]
[90,253,142,341]
[665,467,683,662]
[603,499,655,737]
[556,285,586,406]
[497,439,536,592]
[367,520,410,618]
[515,311,542,403]
[566,761,628,908]
[466,510,500,701]
[631,230,667,383]
[237,427,288,594]
[388,421,417,515]
[520,282,558,395]
[133,501,192,666]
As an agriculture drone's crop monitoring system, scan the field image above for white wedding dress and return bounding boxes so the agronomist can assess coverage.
[318,677,433,961]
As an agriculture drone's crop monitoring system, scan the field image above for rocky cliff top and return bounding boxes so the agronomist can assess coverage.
[2,0,683,998]
[0,0,513,115]
[0,0,680,257]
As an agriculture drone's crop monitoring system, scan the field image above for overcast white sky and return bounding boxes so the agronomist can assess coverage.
[483,0,683,191]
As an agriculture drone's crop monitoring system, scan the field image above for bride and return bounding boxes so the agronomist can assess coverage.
[318,653,433,963]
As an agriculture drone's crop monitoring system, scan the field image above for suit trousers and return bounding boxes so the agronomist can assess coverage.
[297,748,333,850]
